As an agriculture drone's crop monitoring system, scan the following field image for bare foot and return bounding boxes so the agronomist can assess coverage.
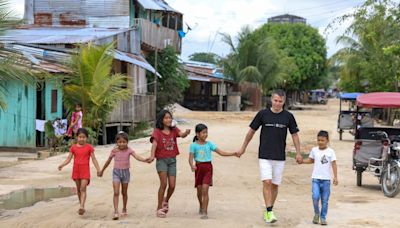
[201,214,208,219]
[78,208,85,215]
[199,209,203,215]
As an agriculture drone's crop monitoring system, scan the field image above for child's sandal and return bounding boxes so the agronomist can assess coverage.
[113,213,119,220]
[162,199,169,213]
[156,209,167,218]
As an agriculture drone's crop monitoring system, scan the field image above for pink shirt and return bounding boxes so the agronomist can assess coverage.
[109,147,135,169]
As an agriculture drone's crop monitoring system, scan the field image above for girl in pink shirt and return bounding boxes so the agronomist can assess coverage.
[66,103,83,138]
[99,131,150,220]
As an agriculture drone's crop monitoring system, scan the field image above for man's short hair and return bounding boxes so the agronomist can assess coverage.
[272,89,286,98]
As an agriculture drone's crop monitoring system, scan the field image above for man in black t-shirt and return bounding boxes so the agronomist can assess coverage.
[238,89,302,224]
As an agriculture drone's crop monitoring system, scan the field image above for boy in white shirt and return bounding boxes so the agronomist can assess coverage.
[301,130,338,225]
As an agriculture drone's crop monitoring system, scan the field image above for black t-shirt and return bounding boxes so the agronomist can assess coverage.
[249,108,299,160]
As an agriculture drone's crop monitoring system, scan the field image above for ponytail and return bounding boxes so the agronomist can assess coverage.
[193,135,198,142]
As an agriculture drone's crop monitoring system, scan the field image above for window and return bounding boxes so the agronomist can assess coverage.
[51,90,58,113]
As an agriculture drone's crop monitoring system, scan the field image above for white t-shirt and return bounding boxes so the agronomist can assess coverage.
[309,147,337,180]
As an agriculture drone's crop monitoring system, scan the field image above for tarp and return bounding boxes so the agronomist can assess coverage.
[339,92,363,100]
[357,92,400,108]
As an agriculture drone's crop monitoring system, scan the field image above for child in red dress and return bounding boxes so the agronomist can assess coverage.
[58,128,101,215]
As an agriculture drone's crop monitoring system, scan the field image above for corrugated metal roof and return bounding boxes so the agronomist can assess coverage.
[137,0,181,13]
[114,50,162,78]
[0,27,130,44]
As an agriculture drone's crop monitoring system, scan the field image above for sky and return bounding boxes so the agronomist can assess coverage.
[10,0,365,60]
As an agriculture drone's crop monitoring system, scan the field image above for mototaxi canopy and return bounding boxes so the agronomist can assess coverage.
[357,92,400,108]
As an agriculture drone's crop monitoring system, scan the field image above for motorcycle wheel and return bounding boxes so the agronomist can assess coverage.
[381,164,400,198]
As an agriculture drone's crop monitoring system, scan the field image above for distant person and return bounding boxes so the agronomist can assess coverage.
[66,103,83,138]
[238,89,302,223]
[188,123,238,219]
[58,128,101,215]
[99,131,150,220]
[299,130,338,225]
[147,110,190,218]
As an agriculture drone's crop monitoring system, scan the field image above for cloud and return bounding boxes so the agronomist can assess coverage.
[168,0,365,59]
[9,0,364,59]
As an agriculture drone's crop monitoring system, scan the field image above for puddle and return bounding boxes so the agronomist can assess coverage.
[0,187,75,210]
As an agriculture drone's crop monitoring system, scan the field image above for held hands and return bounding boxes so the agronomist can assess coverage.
[146,156,155,163]
[237,149,245,158]
[295,153,303,164]
[97,170,103,177]
[333,177,338,186]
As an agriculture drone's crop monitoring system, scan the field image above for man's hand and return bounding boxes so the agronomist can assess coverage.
[296,153,303,164]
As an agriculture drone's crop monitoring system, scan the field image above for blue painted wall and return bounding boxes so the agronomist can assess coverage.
[0,79,36,147]
[45,79,63,121]
[0,78,63,148]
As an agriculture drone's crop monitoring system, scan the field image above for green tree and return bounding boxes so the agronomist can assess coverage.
[188,52,220,64]
[330,0,400,92]
[0,0,34,110]
[147,46,189,111]
[63,43,131,132]
[252,23,327,90]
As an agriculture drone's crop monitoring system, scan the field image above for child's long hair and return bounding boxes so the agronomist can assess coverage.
[155,109,174,130]
[193,123,208,142]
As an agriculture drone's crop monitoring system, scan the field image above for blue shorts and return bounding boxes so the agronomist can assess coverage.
[112,168,130,183]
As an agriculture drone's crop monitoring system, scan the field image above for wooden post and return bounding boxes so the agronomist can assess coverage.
[218,80,225,111]
[154,49,158,118]
[102,122,107,145]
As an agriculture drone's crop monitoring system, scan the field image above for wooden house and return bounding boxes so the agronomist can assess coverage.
[182,61,241,111]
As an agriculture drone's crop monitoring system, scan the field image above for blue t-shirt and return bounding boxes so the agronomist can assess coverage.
[189,141,217,162]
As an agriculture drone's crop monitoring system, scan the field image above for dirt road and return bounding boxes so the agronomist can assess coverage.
[0,99,399,227]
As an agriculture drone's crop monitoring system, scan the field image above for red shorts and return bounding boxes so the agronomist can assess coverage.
[194,162,213,187]
[72,164,91,185]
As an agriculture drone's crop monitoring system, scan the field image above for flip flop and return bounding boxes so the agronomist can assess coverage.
[156,209,167,218]
[78,208,85,215]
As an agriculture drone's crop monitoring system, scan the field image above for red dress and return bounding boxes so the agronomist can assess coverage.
[70,144,94,183]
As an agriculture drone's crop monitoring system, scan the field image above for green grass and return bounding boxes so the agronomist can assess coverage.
[287,151,309,159]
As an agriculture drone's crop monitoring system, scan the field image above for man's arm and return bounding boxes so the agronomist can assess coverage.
[238,128,256,157]
[291,133,302,163]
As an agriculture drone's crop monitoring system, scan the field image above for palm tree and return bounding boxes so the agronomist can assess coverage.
[0,0,33,110]
[220,27,287,94]
[63,42,132,132]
